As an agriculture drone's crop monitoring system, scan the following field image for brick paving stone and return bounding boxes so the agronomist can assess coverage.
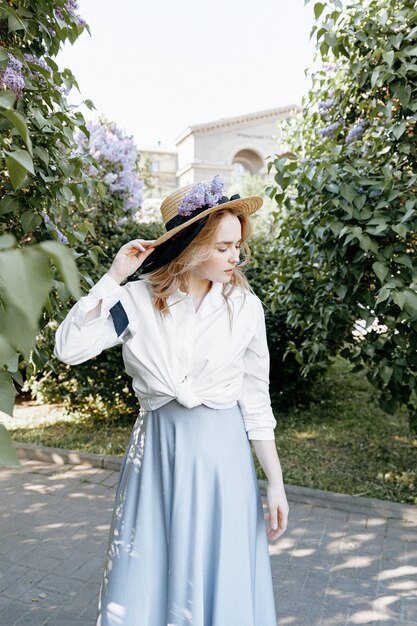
[1,458,416,626]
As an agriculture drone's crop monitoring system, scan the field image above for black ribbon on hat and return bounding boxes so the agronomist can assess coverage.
[110,193,241,336]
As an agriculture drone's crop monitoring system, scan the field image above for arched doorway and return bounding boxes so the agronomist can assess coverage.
[232,149,264,178]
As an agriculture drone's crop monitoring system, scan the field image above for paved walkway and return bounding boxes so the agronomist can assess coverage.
[1,458,416,626]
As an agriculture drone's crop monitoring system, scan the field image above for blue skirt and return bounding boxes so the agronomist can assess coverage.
[95,399,277,626]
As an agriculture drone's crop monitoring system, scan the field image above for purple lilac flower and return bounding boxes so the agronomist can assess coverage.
[322,62,340,75]
[23,53,52,75]
[54,1,87,27]
[300,158,318,165]
[41,211,68,244]
[346,123,365,144]
[57,231,69,244]
[8,53,22,72]
[0,65,25,98]
[56,84,70,96]
[318,119,343,138]
[74,118,144,211]
[177,175,225,216]
[210,174,224,196]
[319,98,336,113]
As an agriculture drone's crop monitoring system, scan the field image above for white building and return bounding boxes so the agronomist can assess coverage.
[140,104,298,193]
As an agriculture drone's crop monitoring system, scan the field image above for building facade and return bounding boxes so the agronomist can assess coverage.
[139,104,297,193]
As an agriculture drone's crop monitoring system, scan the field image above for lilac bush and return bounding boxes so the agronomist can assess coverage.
[75,117,144,214]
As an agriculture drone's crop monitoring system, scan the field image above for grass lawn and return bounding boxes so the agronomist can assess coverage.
[4,357,416,506]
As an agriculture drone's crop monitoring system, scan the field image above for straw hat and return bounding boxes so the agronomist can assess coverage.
[151,178,263,247]
[135,175,263,275]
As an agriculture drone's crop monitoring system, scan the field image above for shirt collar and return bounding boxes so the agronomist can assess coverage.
[167,281,224,316]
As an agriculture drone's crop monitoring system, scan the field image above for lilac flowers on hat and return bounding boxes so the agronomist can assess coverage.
[177,175,225,216]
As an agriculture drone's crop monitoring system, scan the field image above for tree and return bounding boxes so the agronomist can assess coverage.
[0,0,98,465]
[267,0,417,428]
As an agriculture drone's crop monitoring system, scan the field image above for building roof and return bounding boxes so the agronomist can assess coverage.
[173,104,299,145]
[137,143,177,155]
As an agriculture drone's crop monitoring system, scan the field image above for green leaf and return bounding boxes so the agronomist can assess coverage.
[405,45,417,56]
[20,211,42,234]
[96,181,106,200]
[4,149,34,189]
[38,241,81,300]
[373,261,389,282]
[0,370,16,417]
[382,50,394,66]
[375,287,391,305]
[0,334,18,369]
[394,254,413,269]
[314,2,325,19]
[393,290,406,309]
[0,90,16,108]
[359,234,371,252]
[335,284,348,299]
[380,364,393,384]
[393,121,406,139]
[340,183,356,203]
[33,146,49,166]
[404,289,417,313]
[0,247,52,356]
[84,98,96,110]
[0,233,16,250]
[392,223,408,238]
[0,423,20,468]
[0,109,32,154]
[326,183,339,194]
[0,196,20,216]
[371,67,381,88]
[395,83,411,107]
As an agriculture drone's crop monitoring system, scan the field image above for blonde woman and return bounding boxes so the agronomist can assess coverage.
[54,175,289,626]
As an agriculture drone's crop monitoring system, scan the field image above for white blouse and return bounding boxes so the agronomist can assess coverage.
[53,272,277,440]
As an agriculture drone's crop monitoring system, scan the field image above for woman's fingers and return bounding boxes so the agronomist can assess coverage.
[126,240,156,255]
[266,505,288,541]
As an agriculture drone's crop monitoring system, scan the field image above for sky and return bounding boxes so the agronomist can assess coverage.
[57,0,317,150]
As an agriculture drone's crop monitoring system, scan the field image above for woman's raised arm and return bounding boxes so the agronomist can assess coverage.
[53,239,156,365]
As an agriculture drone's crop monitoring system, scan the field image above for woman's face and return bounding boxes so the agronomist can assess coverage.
[192,212,242,284]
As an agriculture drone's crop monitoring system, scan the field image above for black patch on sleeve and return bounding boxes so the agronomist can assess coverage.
[109,300,129,337]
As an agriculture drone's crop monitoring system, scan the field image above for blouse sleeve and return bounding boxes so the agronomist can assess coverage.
[53,272,130,366]
[237,298,277,441]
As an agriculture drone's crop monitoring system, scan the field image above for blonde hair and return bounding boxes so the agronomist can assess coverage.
[138,208,256,323]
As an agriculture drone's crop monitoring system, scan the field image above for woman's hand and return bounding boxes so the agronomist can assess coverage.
[107,239,156,283]
[265,481,289,541]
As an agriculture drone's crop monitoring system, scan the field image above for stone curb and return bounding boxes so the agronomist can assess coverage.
[12,441,417,522]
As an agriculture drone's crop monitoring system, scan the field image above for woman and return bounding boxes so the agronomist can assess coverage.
[54,175,289,626]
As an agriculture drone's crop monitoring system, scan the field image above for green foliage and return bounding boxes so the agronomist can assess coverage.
[267,0,417,427]
[244,228,322,410]
[0,0,95,464]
